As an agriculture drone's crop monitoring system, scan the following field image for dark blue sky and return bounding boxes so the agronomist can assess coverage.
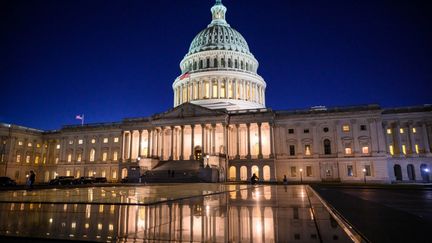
[2,0,431,130]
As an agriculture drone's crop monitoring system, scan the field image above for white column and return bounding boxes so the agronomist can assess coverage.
[147,129,152,158]
[180,125,184,160]
[129,130,133,160]
[408,123,417,155]
[395,122,403,155]
[258,123,263,159]
[161,127,165,160]
[351,120,360,155]
[236,124,240,159]
[190,125,195,160]
[217,79,221,99]
[170,126,174,160]
[422,123,431,154]
[138,130,142,157]
[269,122,275,158]
[246,123,251,159]
[212,124,216,154]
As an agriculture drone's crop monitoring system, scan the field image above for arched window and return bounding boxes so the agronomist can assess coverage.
[193,61,197,70]
[89,148,96,162]
[240,166,247,181]
[221,58,225,67]
[206,58,210,68]
[214,58,218,68]
[324,139,331,155]
[235,59,238,68]
[394,164,402,181]
[407,164,415,180]
[121,168,128,179]
[263,165,271,181]
[246,62,249,71]
[199,59,203,69]
[229,166,236,181]
[241,60,244,69]
[228,58,232,68]
[251,165,259,177]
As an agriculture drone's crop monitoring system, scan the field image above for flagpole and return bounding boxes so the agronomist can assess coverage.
[82,114,84,126]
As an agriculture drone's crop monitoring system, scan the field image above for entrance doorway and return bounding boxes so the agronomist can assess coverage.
[194,146,202,161]
[394,164,402,181]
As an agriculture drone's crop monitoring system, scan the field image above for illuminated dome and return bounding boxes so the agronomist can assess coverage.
[173,0,267,111]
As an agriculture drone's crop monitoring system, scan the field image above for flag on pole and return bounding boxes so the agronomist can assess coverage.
[75,114,84,126]
[179,72,190,80]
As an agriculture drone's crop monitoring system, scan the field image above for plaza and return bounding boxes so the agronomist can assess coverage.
[0,184,354,242]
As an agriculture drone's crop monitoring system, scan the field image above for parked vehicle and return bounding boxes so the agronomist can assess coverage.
[78,177,95,184]
[49,176,75,185]
[94,177,107,183]
[0,176,17,186]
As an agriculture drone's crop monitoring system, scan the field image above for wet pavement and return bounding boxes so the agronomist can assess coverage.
[313,185,432,243]
[0,184,353,242]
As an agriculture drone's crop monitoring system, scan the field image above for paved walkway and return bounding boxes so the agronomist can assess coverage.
[313,185,432,243]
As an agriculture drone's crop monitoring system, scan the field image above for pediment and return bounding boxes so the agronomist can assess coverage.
[152,103,226,120]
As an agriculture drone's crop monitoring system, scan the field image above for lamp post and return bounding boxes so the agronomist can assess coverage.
[362,168,366,183]
[206,155,210,168]
[424,168,430,183]
[299,168,303,183]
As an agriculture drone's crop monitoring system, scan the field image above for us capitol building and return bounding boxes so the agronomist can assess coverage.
[1,0,431,184]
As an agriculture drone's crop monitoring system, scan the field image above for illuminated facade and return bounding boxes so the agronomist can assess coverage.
[1,0,432,184]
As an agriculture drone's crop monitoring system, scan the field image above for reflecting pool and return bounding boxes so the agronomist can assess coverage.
[0,184,352,242]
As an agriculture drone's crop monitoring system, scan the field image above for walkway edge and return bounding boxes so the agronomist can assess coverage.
[307,186,368,243]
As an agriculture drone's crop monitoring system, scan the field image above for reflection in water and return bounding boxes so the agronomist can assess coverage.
[0,185,351,242]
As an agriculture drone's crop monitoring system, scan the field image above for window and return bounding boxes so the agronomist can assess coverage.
[342,125,350,132]
[415,144,419,154]
[103,138,108,143]
[304,129,309,134]
[55,157,59,164]
[15,154,20,163]
[67,154,72,162]
[27,142,32,147]
[90,149,96,162]
[323,127,329,133]
[69,140,73,145]
[324,139,331,155]
[290,166,297,177]
[78,139,83,144]
[306,166,312,177]
[347,165,353,176]
[360,125,367,131]
[26,155,30,163]
[77,153,82,162]
[91,139,96,144]
[386,128,392,134]
[305,145,311,156]
[18,141,23,146]
[400,128,404,134]
[212,81,218,98]
[113,151,118,161]
[35,156,39,164]
[102,152,107,161]
[362,146,369,154]
[36,143,41,148]
[345,147,352,155]
[412,127,417,133]
[288,129,294,134]
[56,144,60,149]
[389,145,394,155]
[402,145,406,155]
[289,145,295,156]
[364,165,371,176]
[114,137,119,143]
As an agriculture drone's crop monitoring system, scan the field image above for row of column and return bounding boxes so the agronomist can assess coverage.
[174,79,265,107]
[232,122,274,160]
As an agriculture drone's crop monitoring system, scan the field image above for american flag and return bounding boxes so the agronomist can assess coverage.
[75,115,83,120]
[179,72,190,80]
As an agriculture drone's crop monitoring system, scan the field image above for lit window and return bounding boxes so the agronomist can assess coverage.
[412,127,417,133]
[345,147,352,155]
[109,224,114,231]
[114,137,119,143]
[77,153,82,162]
[67,154,72,162]
[389,145,394,155]
[35,156,39,164]
[26,155,30,163]
[78,139,83,144]
[55,157,59,164]
[66,170,71,176]
[91,139,96,144]
[98,223,102,230]
[362,146,369,154]
[342,125,350,132]
[36,144,41,148]
[90,149,95,162]
[400,128,404,134]
[27,143,32,147]
[387,128,392,134]
[16,154,21,163]
[69,140,73,145]
[102,152,107,161]
[85,223,89,229]
[56,144,60,149]
[305,145,311,155]
[113,151,118,161]
[364,165,371,176]
[402,145,406,155]
[112,171,117,179]
[71,222,76,229]
[415,144,419,154]
[18,141,23,146]
[103,138,108,143]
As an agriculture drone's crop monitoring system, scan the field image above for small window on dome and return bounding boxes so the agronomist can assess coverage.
[214,58,218,68]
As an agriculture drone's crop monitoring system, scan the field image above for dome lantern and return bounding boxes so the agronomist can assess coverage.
[209,0,229,27]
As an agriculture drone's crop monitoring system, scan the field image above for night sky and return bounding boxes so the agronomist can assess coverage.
[2,0,431,130]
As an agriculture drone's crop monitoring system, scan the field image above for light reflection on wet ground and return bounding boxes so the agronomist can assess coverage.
[0,184,352,242]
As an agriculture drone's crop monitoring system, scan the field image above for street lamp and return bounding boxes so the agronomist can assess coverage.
[206,155,210,168]
[299,168,303,183]
[424,168,430,183]
[362,168,367,183]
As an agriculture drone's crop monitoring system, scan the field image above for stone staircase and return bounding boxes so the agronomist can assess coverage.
[142,160,205,183]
